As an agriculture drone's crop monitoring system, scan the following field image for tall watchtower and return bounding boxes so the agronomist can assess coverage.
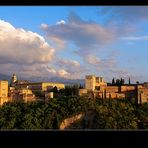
[10,73,17,86]
[85,75,107,91]
[85,75,96,91]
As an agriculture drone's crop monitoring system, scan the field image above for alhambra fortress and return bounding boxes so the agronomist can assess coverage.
[79,75,148,104]
[0,74,148,105]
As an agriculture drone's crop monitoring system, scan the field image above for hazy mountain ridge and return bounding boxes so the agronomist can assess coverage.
[27,76,85,85]
[0,74,11,82]
[0,73,85,85]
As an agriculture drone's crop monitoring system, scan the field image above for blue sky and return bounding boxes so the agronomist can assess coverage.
[0,6,148,83]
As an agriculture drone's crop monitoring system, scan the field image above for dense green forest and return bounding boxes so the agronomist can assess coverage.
[0,94,148,129]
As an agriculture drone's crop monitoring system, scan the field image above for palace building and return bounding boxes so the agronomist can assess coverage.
[17,82,65,93]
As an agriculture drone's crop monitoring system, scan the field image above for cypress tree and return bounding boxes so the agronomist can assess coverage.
[112,77,115,85]
[129,77,131,85]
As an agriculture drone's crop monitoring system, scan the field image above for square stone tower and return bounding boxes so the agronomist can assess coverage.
[85,75,107,91]
[85,75,96,91]
[0,80,8,105]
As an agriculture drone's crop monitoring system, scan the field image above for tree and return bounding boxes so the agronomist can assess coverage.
[120,78,125,85]
[137,103,148,129]
[112,77,115,85]
[0,94,146,130]
[95,99,138,129]
[72,85,79,96]
[50,86,58,93]
[129,77,131,85]
[116,79,121,86]
[79,84,84,89]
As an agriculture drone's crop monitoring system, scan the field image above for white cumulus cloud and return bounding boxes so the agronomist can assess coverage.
[0,19,55,65]
[56,20,66,25]
[46,66,70,78]
[0,19,56,77]
[41,23,49,30]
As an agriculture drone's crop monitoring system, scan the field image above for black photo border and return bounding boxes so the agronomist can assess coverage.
[0,0,148,146]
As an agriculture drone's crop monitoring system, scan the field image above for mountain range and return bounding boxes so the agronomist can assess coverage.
[0,73,11,82]
[0,73,85,86]
[27,76,85,86]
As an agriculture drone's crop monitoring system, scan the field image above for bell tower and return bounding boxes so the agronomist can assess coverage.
[10,73,17,86]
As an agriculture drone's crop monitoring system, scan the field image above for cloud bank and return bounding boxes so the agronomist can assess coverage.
[41,12,115,53]
[0,19,55,77]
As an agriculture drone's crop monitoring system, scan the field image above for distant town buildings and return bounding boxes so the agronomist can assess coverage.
[10,73,29,87]
[0,73,65,105]
[9,87,36,102]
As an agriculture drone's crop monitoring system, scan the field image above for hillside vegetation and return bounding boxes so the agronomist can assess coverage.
[0,95,147,129]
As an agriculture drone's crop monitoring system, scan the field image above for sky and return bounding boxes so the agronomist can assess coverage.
[0,6,148,83]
